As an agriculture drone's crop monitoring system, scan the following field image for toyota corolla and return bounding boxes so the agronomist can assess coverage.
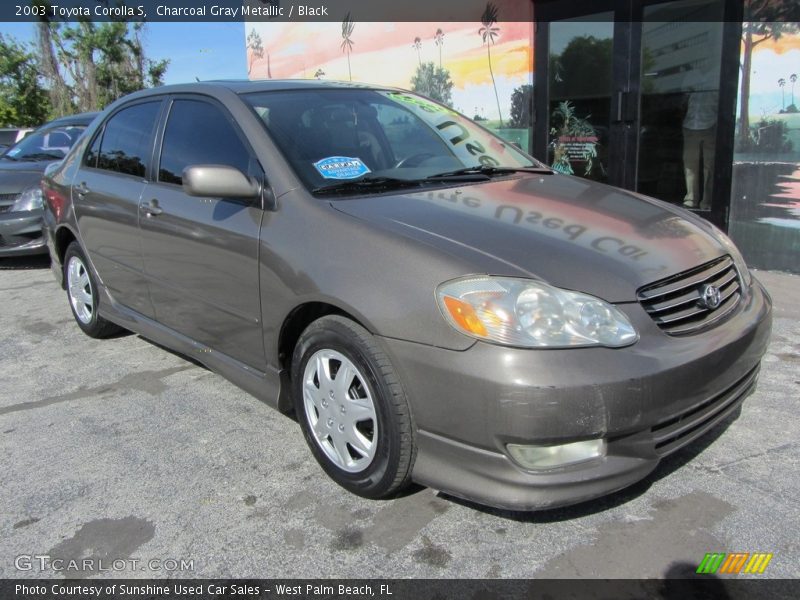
[42,81,771,510]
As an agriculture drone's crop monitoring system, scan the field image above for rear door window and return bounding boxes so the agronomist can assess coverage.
[91,102,161,177]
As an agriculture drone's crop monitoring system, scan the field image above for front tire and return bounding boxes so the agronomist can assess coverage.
[64,241,122,338]
[292,315,416,499]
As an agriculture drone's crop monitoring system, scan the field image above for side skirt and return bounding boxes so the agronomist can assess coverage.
[96,284,284,411]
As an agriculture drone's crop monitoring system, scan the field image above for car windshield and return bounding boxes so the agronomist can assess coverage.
[242,89,546,194]
[1,123,87,161]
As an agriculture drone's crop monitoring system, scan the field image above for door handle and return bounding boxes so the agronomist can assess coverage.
[615,90,636,123]
[74,183,90,197]
[142,199,163,217]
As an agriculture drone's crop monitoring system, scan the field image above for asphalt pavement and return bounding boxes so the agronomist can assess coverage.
[0,256,798,580]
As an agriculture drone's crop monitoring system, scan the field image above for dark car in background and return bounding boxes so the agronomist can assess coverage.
[41,81,771,510]
[0,113,97,257]
[0,127,34,153]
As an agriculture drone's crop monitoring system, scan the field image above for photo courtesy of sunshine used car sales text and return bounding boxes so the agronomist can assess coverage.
[13,583,391,597]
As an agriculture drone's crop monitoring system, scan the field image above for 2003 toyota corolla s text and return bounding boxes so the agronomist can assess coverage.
[42,81,772,510]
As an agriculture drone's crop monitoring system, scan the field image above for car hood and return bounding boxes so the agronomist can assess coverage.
[0,159,48,195]
[331,174,728,302]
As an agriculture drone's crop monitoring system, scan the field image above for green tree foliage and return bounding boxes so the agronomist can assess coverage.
[37,20,168,115]
[410,62,454,107]
[0,34,51,126]
[549,35,613,100]
[508,84,532,129]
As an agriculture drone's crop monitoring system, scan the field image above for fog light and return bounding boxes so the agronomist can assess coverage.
[507,439,606,470]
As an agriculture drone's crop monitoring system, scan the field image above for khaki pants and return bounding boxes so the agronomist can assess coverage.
[683,126,716,209]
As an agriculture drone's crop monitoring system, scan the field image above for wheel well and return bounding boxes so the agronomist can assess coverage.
[277,302,367,372]
[54,227,76,264]
[54,227,77,284]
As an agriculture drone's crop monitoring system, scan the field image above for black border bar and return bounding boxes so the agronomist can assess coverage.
[5,0,800,22]
[2,579,799,600]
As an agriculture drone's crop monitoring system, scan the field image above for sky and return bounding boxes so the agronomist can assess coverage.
[2,22,247,85]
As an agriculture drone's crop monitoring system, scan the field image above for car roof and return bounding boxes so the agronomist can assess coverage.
[210,79,401,94]
[44,112,99,128]
[118,79,402,101]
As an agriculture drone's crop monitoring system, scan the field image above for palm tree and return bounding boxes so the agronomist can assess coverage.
[246,29,264,77]
[412,36,422,66]
[434,28,444,69]
[791,73,797,108]
[778,77,786,110]
[479,2,504,127]
[341,13,354,81]
[314,68,325,80]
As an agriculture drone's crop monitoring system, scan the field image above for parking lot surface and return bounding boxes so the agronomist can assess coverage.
[1,256,799,579]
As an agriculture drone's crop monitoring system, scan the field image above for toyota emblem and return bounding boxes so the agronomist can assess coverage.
[700,284,722,310]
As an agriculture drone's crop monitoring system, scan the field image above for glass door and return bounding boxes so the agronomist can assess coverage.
[534,1,635,187]
[534,0,738,229]
[637,0,726,212]
[546,14,616,183]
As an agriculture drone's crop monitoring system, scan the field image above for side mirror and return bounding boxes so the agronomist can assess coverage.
[182,165,260,199]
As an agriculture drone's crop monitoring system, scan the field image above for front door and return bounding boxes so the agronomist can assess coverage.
[534,0,739,229]
[138,97,265,370]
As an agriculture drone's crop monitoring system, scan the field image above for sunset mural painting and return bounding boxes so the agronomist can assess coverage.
[730,14,800,273]
[245,2,534,148]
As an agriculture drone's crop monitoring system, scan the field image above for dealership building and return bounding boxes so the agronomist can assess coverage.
[250,0,800,273]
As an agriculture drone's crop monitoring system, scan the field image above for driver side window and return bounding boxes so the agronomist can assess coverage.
[159,99,252,186]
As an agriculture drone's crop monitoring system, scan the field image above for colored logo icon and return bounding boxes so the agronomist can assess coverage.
[696,552,773,574]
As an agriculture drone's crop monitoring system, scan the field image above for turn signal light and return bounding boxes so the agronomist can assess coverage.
[442,296,488,337]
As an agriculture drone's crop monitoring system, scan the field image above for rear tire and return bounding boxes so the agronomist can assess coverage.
[292,315,416,499]
[64,241,123,339]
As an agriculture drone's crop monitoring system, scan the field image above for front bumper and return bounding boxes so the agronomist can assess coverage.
[0,209,46,256]
[380,278,772,510]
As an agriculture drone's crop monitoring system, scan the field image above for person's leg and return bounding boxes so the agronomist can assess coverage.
[700,127,716,210]
[683,128,701,207]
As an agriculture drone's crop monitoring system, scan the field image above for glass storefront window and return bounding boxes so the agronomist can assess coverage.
[547,14,614,183]
[638,0,724,211]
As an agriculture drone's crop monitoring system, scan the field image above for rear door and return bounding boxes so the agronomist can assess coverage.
[73,99,163,317]
[139,96,265,370]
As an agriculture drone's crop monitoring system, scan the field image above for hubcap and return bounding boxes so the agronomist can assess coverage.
[302,349,377,473]
[67,256,93,325]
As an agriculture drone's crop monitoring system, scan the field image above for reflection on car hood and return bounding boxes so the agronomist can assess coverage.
[331,174,727,302]
[0,160,48,195]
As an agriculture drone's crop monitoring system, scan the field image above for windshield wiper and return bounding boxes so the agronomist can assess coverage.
[427,165,554,179]
[18,152,64,161]
[312,176,427,195]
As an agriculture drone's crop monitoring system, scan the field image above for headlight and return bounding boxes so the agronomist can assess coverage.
[709,224,752,287]
[10,187,43,212]
[437,276,638,348]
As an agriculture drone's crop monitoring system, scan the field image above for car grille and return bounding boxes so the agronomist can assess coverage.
[651,365,759,456]
[0,192,19,213]
[637,256,741,335]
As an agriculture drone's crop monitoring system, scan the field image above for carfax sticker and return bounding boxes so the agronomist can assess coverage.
[313,156,371,180]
